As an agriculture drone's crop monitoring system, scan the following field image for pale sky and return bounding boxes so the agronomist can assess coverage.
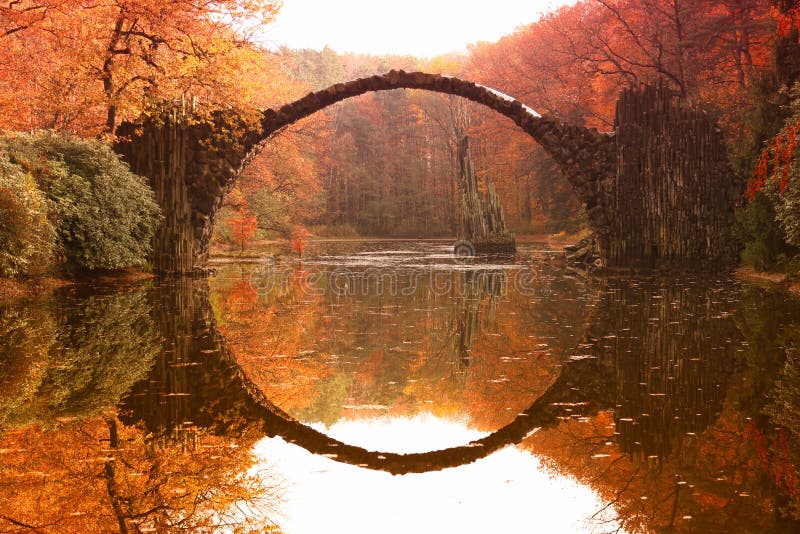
[261,0,576,57]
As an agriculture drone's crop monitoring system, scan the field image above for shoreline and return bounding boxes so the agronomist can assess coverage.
[209,234,559,260]
[4,261,799,302]
[733,266,800,295]
[0,277,73,302]
[0,269,155,303]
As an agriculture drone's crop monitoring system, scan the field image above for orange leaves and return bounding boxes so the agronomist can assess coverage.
[0,0,284,133]
[749,120,800,199]
[228,276,259,311]
[745,422,800,502]
[229,204,258,253]
[211,267,331,415]
[290,225,311,257]
[749,150,770,200]
[0,417,270,532]
[777,4,800,37]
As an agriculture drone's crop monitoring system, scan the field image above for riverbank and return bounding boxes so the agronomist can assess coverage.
[0,277,72,302]
[0,269,155,303]
[734,266,800,295]
[209,233,566,260]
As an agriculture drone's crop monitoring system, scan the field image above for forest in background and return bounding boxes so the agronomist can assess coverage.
[212,0,800,255]
[2,0,800,267]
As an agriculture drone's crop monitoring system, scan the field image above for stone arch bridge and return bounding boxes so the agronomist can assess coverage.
[115,71,741,274]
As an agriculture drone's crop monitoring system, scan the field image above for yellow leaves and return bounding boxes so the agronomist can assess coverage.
[424,54,466,77]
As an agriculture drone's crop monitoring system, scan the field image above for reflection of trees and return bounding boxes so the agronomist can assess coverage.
[209,263,587,429]
[599,279,741,464]
[204,261,603,439]
[0,302,56,429]
[740,285,800,523]
[121,277,274,438]
[527,277,742,467]
[525,279,800,533]
[0,282,280,533]
[212,265,333,418]
[50,289,160,420]
[438,270,505,382]
[0,288,158,430]
[0,415,277,533]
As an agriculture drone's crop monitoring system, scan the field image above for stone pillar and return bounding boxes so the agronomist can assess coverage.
[115,111,254,274]
[116,114,197,273]
[609,84,741,267]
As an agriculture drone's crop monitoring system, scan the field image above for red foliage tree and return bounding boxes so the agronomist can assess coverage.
[290,225,311,258]
[230,205,258,253]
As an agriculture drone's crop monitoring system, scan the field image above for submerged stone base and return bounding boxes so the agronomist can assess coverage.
[472,235,517,254]
[565,235,603,276]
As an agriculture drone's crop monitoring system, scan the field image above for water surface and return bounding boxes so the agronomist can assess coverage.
[1,240,799,532]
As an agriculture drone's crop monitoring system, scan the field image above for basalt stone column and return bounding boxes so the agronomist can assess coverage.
[115,110,258,274]
[610,84,742,267]
[116,115,195,274]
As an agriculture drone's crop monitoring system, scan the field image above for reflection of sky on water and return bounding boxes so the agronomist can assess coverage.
[252,414,623,534]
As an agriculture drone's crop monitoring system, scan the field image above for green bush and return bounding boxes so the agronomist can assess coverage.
[736,192,794,271]
[0,154,55,276]
[1,132,161,270]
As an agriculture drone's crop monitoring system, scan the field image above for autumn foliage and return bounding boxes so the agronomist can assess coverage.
[2,0,793,244]
[230,204,258,253]
[0,0,283,134]
[749,119,800,199]
[290,225,311,257]
[218,0,791,240]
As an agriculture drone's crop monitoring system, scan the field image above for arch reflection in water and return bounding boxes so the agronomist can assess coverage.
[5,243,800,532]
[118,269,625,531]
[117,260,795,532]
[120,272,602,475]
[121,268,744,475]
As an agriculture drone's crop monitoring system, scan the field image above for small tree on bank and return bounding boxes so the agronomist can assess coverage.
[290,226,310,258]
[229,204,258,254]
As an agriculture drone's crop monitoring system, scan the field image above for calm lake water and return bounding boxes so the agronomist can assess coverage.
[2,240,800,533]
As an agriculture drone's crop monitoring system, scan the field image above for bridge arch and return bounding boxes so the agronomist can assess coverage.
[248,71,617,222]
[117,73,739,274]
[116,70,616,274]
